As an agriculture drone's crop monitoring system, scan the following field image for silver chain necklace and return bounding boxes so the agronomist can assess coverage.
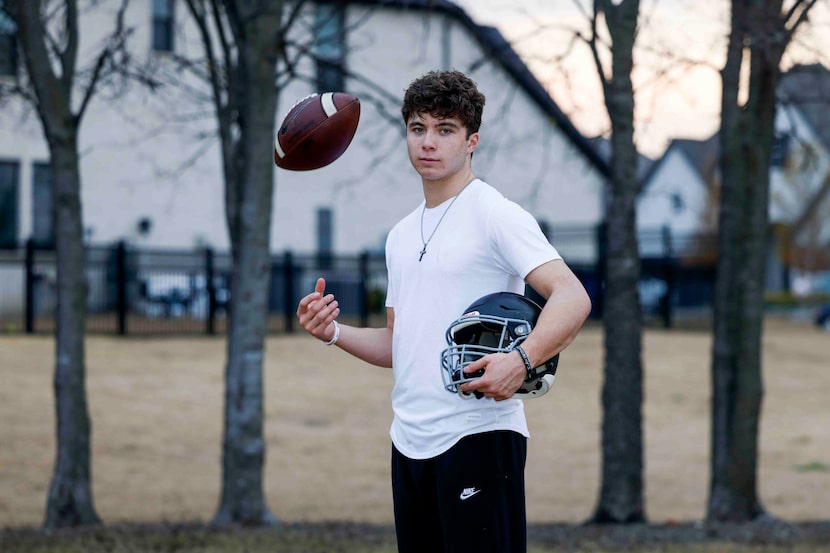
[418,179,473,262]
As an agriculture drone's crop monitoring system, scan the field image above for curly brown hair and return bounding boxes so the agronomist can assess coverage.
[401,70,486,136]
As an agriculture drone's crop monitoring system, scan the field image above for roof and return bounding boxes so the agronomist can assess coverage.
[778,63,830,151]
[645,64,830,188]
[670,135,720,181]
[639,133,719,196]
[587,135,654,183]
[317,0,610,177]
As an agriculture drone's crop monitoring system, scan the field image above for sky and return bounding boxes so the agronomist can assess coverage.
[453,0,830,159]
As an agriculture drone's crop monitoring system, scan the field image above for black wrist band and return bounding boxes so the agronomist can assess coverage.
[514,345,535,380]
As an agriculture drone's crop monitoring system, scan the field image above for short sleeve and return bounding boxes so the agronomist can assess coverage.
[486,198,561,279]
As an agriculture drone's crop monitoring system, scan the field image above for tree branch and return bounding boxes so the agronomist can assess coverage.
[784,0,820,40]
[59,0,78,95]
[589,0,610,95]
[185,0,228,117]
[76,0,131,122]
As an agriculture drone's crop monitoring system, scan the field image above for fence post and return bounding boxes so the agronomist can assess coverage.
[283,250,294,333]
[205,247,215,335]
[661,225,675,329]
[359,251,369,328]
[24,239,35,333]
[116,241,128,336]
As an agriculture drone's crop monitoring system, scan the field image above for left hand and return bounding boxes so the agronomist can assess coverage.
[459,350,526,401]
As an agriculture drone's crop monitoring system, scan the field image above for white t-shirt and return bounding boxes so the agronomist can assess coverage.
[385,179,562,459]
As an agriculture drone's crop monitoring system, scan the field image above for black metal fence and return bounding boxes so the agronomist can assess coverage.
[0,241,390,336]
[0,227,718,336]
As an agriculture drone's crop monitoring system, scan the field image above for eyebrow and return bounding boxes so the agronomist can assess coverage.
[407,120,461,130]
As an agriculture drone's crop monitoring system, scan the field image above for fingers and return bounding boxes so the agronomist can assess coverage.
[299,296,340,338]
[459,357,491,396]
[296,278,339,339]
[296,278,329,317]
[460,354,523,402]
[463,357,486,374]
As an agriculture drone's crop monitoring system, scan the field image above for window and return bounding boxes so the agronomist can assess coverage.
[0,1,18,77]
[0,160,19,247]
[770,133,791,168]
[316,207,333,268]
[32,162,54,248]
[152,0,174,52]
[314,3,345,92]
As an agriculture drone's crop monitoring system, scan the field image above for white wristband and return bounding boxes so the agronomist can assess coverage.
[323,320,340,346]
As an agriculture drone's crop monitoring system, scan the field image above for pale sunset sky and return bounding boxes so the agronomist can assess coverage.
[454,0,830,159]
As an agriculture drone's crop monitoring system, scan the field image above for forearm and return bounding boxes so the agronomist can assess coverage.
[298,279,395,369]
[329,322,394,368]
[522,260,592,368]
[521,284,591,367]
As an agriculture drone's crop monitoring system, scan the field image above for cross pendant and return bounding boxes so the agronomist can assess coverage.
[419,247,426,261]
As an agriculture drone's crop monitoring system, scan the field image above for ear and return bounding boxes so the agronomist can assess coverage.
[467,132,479,153]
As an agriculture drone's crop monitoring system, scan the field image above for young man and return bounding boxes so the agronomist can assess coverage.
[296,70,591,552]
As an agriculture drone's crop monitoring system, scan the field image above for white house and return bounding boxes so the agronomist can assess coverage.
[773,63,830,290]
[637,63,830,291]
[0,0,609,267]
[635,135,718,257]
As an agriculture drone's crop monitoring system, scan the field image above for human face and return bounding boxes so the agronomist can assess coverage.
[406,113,479,184]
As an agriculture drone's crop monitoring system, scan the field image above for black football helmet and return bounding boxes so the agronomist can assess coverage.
[440,292,559,399]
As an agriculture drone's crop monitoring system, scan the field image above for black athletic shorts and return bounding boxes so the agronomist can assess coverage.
[391,430,527,553]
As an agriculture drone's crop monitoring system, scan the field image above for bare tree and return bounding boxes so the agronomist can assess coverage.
[178,0,409,526]
[710,0,819,522]
[181,0,283,526]
[581,0,646,524]
[9,0,133,529]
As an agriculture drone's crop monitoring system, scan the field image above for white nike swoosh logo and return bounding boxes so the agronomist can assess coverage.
[460,488,481,500]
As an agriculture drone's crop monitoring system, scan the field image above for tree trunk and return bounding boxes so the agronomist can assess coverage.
[590,0,646,524]
[45,137,99,529]
[708,0,787,522]
[211,2,281,527]
[13,0,100,528]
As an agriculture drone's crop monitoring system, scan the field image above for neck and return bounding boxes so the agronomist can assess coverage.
[423,169,475,208]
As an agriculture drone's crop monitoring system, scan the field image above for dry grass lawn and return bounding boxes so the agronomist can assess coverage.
[1,318,829,528]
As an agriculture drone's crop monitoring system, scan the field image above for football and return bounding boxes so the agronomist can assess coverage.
[274,92,361,171]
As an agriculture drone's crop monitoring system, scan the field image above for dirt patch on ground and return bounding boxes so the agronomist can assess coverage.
[1,318,829,527]
[3,519,830,552]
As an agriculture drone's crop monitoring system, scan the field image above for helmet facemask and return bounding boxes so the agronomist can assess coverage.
[441,314,530,396]
[440,292,558,400]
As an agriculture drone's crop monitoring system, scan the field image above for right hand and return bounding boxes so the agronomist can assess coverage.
[296,277,340,342]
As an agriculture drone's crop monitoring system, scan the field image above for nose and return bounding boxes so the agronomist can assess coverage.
[421,129,437,150]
